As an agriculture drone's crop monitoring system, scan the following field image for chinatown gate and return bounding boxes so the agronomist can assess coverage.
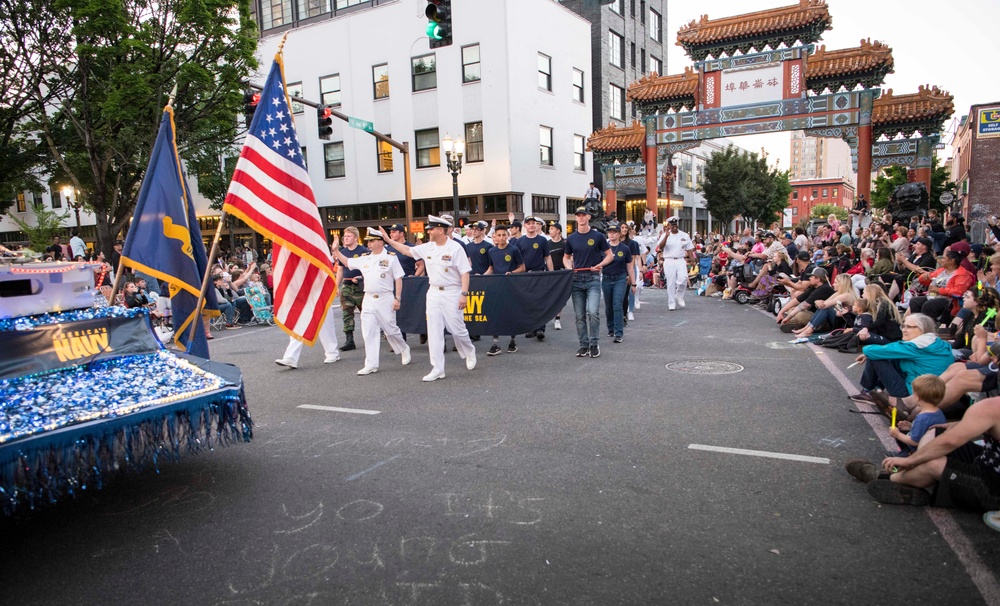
[587,0,955,228]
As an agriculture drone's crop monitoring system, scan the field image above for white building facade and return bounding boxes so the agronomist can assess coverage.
[246,0,594,240]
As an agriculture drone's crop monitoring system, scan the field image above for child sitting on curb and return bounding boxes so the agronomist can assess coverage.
[889,374,947,456]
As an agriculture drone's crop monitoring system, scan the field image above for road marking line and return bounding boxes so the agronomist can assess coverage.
[806,343,1000,605]
[297,405,381,415]
[345,455,402,481]
[688,444,829,464]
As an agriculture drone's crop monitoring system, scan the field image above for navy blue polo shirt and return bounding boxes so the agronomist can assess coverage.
[515,235,550,271]
[603,242,633,278]
[487,245,523,274]
[390,242,418,276]
[338,245,369,281]
[465,239,494,275]
[565,229,610,270]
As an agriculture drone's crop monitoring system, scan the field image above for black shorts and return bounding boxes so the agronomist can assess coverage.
[932,439,1000,512]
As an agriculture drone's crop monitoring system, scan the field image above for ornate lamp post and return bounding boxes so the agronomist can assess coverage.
[62,186,81,228]
[441,135,465,222]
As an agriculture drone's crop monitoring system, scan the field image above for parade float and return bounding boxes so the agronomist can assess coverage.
[0,261,252,516]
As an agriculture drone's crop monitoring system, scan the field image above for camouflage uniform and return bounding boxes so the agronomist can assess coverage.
[340,281,364,332]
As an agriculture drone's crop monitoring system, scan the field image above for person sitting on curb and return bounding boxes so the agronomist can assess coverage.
[776,267,834,332]
[844,394,1000,510]
[888,374,947,457]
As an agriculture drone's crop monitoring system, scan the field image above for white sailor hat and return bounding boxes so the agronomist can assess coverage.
[427,214,453,228]
[364,227,383,241]
[666,216,679,224]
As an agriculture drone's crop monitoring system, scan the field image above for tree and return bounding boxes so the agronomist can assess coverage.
[700,146,791,232]
[9,205,70,253]
[870,156,955,212]
[810,203,848,221]
[2,0,258,259]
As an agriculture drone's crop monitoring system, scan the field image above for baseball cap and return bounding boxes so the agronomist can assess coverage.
[389,223,405,232]
[971,243,984,255]
[606,221,620,230]
[782,232,793,239]
[796,250,812,261]
[548,220,562,231]
[762,231,776,239]
[811,267,828,279]
[915,237,934,249]
[510,220,522,228]
[473,220,488,229]
[574,206,591,216]
[524,216,541,224]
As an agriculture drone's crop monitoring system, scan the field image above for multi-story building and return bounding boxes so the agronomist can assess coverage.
[786,177,856,227]
[0,189,98,249]
[950,102,1000,242]
[558,0,667,187]
[238,0,594,243]
[789,130,854,182]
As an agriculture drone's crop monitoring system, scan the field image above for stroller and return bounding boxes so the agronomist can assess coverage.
[244,285,275,326]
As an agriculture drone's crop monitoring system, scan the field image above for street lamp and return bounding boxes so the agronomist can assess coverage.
[441,134,464,222]
[63,186,81,228]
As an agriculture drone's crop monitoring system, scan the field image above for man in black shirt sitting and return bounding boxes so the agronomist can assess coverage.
[777,267,835,332]
[884,237,937,301]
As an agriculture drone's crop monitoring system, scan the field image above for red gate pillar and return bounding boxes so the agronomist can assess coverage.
[645,140,658,215]
[605,188,617,215]
[857,123,873,204]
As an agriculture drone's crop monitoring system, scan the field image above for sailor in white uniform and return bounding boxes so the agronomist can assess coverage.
[654,216,696,310]
[331,227,411,375]
[380,216,476,382]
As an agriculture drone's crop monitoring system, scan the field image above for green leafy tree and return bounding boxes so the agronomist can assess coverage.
[2,0,258,259]
[9,205,70,253]
[700,146,790,232]
[810,203,848,221]
[870,156,955,212]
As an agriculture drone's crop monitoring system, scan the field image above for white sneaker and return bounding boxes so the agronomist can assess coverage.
[357,366,379,375]
[401,345,411,365]
[275,358,298,369]
[422,370,446,382]
[677,298,686,308]
[634,300,641,310]
[668,306,676,311]
[554,319,562,330]
[627,311,635,321]
[466,350,477,370]
[324,354,340,364]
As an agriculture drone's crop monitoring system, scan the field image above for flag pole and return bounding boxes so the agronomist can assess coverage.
[108,264,126,308]
[187,211,226,350]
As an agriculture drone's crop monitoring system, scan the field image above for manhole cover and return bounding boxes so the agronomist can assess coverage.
[665,360,744,375]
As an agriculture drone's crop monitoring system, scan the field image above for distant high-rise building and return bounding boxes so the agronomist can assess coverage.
[789,131,854,184]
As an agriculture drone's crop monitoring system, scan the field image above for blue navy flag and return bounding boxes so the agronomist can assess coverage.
[122,106,219,359]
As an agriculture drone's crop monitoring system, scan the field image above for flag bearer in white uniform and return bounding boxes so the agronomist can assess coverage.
[654,216,696,310]
[380,216,477,382]
[274,253,341,369]
[331,228,411,376]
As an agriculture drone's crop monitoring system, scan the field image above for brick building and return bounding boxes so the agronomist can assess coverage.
[950,102,1000,243]
[787,178,855,226]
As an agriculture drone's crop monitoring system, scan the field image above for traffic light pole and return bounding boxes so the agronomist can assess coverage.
[249,84,415,242]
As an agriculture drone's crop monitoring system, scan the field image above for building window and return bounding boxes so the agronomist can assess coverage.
[792,190,798,200]
[630,42,636,69]
[833,189,838,198]
[630,0,635,17]
[377,137,393,173]
[649,9,661,41]
[822,188,828,198]
[792,207,798,215]
[372,64,389,99]
[465,122,484,163]
[319,74,341,107]
[324,142,345,179]
[539,126,553,166]
[572,68,584,102]
[16,193,25,213]
[415,128,440,168]
[640,49,646,73]
[538,53,552,91]
[573,135,585,171]
[649,55,661,75]
[532,195,559,214]
[609,0,622,15]
[286,81,304,114]
[640,0,645,23]
[412,54,436,92]
[297,0,329,20]
[50,189,62,209]
[609,31,624,68]
[261,0,292,30]
[609,84,625,121]
[462,44,481,83]
[812,189,819,198]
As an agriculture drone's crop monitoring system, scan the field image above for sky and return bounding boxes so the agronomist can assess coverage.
[664,0,1000,170]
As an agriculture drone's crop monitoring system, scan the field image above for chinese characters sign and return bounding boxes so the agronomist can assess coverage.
[720,62,784,108]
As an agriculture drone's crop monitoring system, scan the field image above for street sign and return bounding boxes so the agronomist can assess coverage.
[348,117,374,133]
[939,193,954,204]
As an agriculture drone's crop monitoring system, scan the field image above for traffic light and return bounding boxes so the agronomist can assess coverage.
[425,0,452,48]
[317,105,333,140]
[243,89,260,128]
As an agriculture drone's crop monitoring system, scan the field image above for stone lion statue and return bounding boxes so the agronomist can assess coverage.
[887,182,929,225]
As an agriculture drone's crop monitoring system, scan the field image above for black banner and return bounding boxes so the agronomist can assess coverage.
[0,313,161,380]
[396,271,574,335]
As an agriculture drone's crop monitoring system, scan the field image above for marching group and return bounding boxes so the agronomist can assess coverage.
[689,206,999,523]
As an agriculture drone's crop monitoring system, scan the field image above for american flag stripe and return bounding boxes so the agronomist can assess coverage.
[223,56,336,345]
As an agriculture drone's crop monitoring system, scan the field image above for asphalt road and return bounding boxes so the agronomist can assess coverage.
[3,288,999,605]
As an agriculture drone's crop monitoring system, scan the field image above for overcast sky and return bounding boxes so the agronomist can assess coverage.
[664,0,1000,170]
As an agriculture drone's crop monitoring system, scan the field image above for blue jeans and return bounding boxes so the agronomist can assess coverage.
[602,273,627,338]
[809,306,839,330]
[572,274,602,347]
[218,300,235,323]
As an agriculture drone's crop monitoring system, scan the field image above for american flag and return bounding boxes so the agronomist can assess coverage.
[223,55,336,345]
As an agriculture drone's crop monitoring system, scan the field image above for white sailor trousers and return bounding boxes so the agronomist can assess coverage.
[282,305,340,361]
[426,286,475,373]
[663,258,687,308]
[361,292,407,368]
